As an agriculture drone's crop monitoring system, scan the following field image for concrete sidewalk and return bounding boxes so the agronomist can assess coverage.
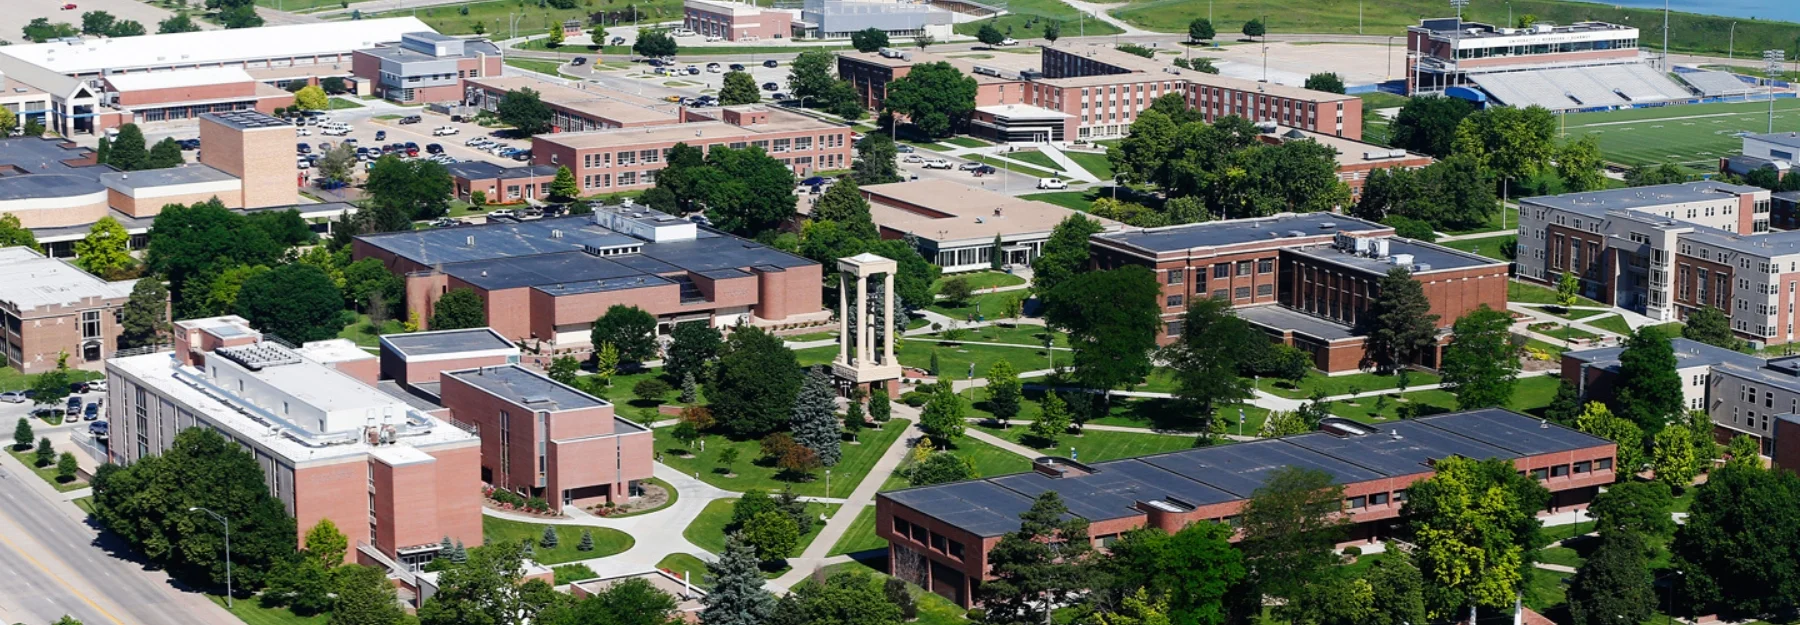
[771,415,922,589]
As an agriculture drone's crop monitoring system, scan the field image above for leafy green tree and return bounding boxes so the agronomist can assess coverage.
[1558,135,1606,193]
[1364,267,1438,372]
[850,27,889,52]
[542,576,682,625]
[869,389,891,422]
[264,557,334,614]
[56,451,77,481]
[218,4,263,28]
[1241,18,1265,38]
[1441,305,1518,410]
[329,564,408,625]
[1653,424,1700,492]
[429,287,486,330]
[1556,270,1582,309]
[0,108,14,137]
[1043,265,1161,393]
[1588,480,1675,539]
[234,263,345,344]
[905,452,976,486]
[698,146,798,238]
[790,367,842,467]
[1352,164,1423,223]
[29,354,72,408]
[546,23,565,47]
[712,327,803,436]
[158,12,200,33]
[632,30,678,58]
[1625,163,1688,186]
[497,88,554,136]
[109,124,148,171]
[852,134,901,185]
[980,492,1097,624]
[417,540,560,625]
[1303,72,1345,94]
[719,71,762,105]
[1103,522,1244,625]
[303,518,349,568]
[13,418,33,450]
[1162,296,1258,422]
[74,216,134,280]
[1029,391,1071,446]
[1188,17,1215,42]
[918,377,965,444]
[294,85,329,111]
[742,510,799,565]
[1095,587,1171,625]
[1452,104,1558,190]
[33,436,53,467]
[549,166,580,200]
[1575,401,1645,474]
[824,79,867,120]
[316,143,358,184]
[665,321,722,385]
[1030,214,1104,295]
[0,213,37,249]
[771,570,901,625]
[976,22,1005,47]
[146,137,185,169]
[882,62,977,138]
[811,178,878,239]
[365,155,453,220]
[1042,20,1060,45]
[1239,467,1348,620]
[1614,325,1685,429]
[1724,434,1763,471]
[1567,530,1655,625]
[1389,96,1474,158]
[986,360,1022,427]
[21,17,78,42]
[1401,456,1549,620]
[590,305,658,364]
[546,356,581,387]
[787,49,838,105]
[702,533,777,625]
[341,258,401,317]
[593,343,620,387]
[1363,545,1429,625]
[1671,464,1800,617]
[1683,306,1745,351]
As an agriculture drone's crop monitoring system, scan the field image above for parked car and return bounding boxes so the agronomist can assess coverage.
[763,59,778,68]
[973,164,997,175]
[295,127,311,136]
[83,402,100,421]
[67,396,81,412]
[729,63,745,71]
[375,130,387,141]
[61,3,77,9]
[430,218,460,228]
[706,63,721,72]
[922,158,952,169]
[488,209,517,219]
[399,115,422,124]
[572,57,587,66]
[610,36,626,46]
[903,154,923,163]
[433,126,459,136]
[761,82,779,91]
[512,151,532,161]
[89,421,108,437]
[706,35,723,42]
[999,38,1019,46]
[801,176,828,187]
[296,143,311,154]
[1036,178,1069,189]
[957,161,982,171]
[426,143,443,154]
[896,144,915,153]
[685,65,700,74]
[85,380,105,393]
[672,28,697,37]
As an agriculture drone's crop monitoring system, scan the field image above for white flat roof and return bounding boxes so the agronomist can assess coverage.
[0,17,433,75]
[0,246,136,311]
[105,66,255,92]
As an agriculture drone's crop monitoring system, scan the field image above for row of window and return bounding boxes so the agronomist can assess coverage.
[892,517,965,561]
[1525,458,1611,481]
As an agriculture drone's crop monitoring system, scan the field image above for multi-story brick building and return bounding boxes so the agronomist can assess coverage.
[837,49,1030,111]
[106,316,484,568]
[465,76,680,133]
[351,203,827,357]
[1514,182,1793,344]
[530,105,852,193]
[351,32,503,104]
[0,246,139,371]
[1251,124,1434,203]
[1088,213,1508,372]
[683,0,793,41]
[878,408,1616,607]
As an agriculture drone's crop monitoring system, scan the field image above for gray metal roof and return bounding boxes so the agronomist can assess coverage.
[883,480,1039,538]
[1521,181,1762,218]
[1683,227,1800,257]
[1286,238,1502,274]
[1138,439,1387,498]
[380,327,515,357]
[442,250,646,291]
[0,173,104,200]
[1413,409,1612,456]
[1095,213,1386,253]
[99,164,236,190]
[443,364,608,411]
[1236,305,1358,342]
[1285,420,1512,476]
[1566,336,1762,372]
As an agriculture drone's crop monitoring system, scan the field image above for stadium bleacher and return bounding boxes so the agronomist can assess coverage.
[1468,64,1695,110]
[1678,69,1759,97]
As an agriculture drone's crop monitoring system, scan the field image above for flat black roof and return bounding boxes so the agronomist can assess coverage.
[203,110,290,130]
[443,364,607,411]
[0,173,104,200]
[443,250,645,291]
[1286,238,1502,274]
[880,408,1614,537]
[380,327,514,357]
[1095,213,1386,254]
[1236,305,1358,342]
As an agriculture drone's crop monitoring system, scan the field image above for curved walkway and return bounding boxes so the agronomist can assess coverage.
[482,462,735,576]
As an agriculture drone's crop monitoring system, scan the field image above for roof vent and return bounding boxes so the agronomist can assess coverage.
[1539,418,1549,429]
[552,229,563,238]
[1320,222,1336,229]
[1390,429,1403,440]
[466,235,476,246]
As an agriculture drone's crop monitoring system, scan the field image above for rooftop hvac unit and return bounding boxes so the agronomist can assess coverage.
[1369,238,1390,258]
[1320,221,1337,230]
[1364,150,1392,160]
[1354,237,1373,255]
[1333,232,1354,250]
[1414,263,1432,271]
[1286,230,1306,237]
[1389,253,1414,267]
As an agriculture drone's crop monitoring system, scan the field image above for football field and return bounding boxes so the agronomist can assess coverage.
[1560,98,1800,171]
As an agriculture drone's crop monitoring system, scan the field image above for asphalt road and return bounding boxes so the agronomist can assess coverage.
[0,449,239,625]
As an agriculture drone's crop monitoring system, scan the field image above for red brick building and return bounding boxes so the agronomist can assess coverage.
[877,409,1617,607]
[0,246,139,371]
[684,0,793,42]
[351,32,503,105]
[465,76,680,133]
[530,105,852,194]
[1089,213,1508,372]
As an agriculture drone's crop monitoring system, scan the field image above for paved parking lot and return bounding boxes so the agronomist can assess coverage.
[0,0,201,46]
[560,59,799,102]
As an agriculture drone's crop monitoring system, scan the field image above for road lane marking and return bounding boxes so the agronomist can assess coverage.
[0,480,125,625]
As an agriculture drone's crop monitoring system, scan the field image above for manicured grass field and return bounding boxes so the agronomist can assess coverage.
[943,136,992,148]
[955,0,1123,38]
[1585,314,1633,336]
[682,498,839,556]
[396,0,682,36]
[503,58,568,77]
[1560,98,1800,169]
[925,290,1029,320]
[6,448,88,492]
[1438,234,1515,262]
[0,367,102,392]
[920,323,1066,348]
[1531,323,1600,342]
[1063,149,1115,180]
[973,423,1197,462]
[326,97,364,110]
[655,553,711,587]
[1524,568,1571,612]
[1019,190,1101,212]
[210,595,326,625]
[964,154,1059,179]
[882,433,1035,491]
[1005,150,1063,173]
[933,270,1026,293]
[1509,280,1604,308]
[899,340,1059,379]
[1325,374,1563,422]
[335,314,405,348]
[827,506,885,556]
[481,516,632,565]
[654,420,907,498]
[1256,369,1442,400]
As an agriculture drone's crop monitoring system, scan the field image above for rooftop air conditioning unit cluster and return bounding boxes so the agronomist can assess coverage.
[1363,149,1409,160]
[877,47,911,61]
[1389,253,1414,267]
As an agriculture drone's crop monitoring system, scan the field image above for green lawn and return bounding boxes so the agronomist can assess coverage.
[325,97,364,110]
[654,420,906,498]
[504,58,569,76]
[396,0,682,35]
[253,0,341,10]
[899,340,1059,379]
[1020,190,1101,212]
[1539,545,1586,569]
[921,323,1066,348]
[1325,374,1563,422]
[942,136,991,148]
[1532,324,1600,343]
[1359,91,1409,110]
[956,0,1123,37]
[1509,280,1604,307]
[973,423,1197,462]
[925,290,1029,320]
[1255,369,1441,400]
[1562,98,1800,169]
[1586,315,1683,338]
[210,595,327,625]
[0,367,102,392]
[827,506,885,556]
[1005,150,1063,173]
[1438,235,1515,262]
[795,345,839,367]
[933,270,1026,293]
[481,516,631,565]
[785,331,838,342]
[1540,307,1609,321]
[682,498,839,556]
[1443,205,1519,235]
[964,154,1059,179]
[656,553,711,587]
[1063,149,1115,180]
[883,434,1034,491]
[6,448,88,492]
[1523,567,1571,612]
[73,495,96,516]
[335,314,405,349]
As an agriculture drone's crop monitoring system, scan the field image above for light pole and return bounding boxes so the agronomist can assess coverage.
[1768,50,1786,134]
[1729,22,1737,60]
[1388,36,1395,80]
[1661,0,1670,71]
[190,507,232,608]
[825,469,831,498]
[1450,0,1469,89]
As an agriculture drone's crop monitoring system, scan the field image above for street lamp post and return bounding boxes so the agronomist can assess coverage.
[1768,50,1786,134]
[190,507,233,608]
[1729,22,1737,60]
[1450,0,1469,89]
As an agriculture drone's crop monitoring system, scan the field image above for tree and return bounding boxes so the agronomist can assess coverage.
[55,451,77,481]
[330,564,407,625]
[1588,480,1675,539]
[850,27,889,52]
[13,418,32,450]
[772,570,900,625]
[986,360,1022,427]
[21,18,78,42]
[0,108,14,137]
[702,533,777,625]
[913,34,934,50]
[937,276,973,306]
[1241,18,1265,39]
[1441,305,1518,410]
[109,124,148,171]
[218,4,263,28]
[1363,545,1429,625]
[90,428,297,591]
[1043,266,1161,393]
[980,492,1097,624]
[665,321,722,385]
[1614,326,1684,429]
[590,305,658,364]
[430,288,486,330]
[315,142,358,183]
[870,389,891,422]
[1683,306,1744,351]
[234,263,345,344]
[74,216,134,280]
[852,134,901,185]
[1103,521,1242,625]
[0,213,38,250]
[158,12,200,33]
[1672,465,1800,617]
[1188,17,1215,42]
[365,155,453,220]
[1452,105,1558,190]
[1043,20,1060,45]
[303,519,349,568]
[905,452,976,487]
[712,327,803,436]
[594,343,620,387]
[294,85,329,111]
[265,557,334,614]
[1389,96,1475,158]
[1303,72,1345,94]
[1031,214,1105,295]
[632,30,678,58]
[546,23,565,47]
[883,62,977,138]
[812,178,878,239]
[698,146,799,238]
[1576,401,1646,474]
[543,577,682,625]
[741,511,800,566]
[787,49,838,106]
[824,79,867,120]
[1544,379,1583,426]
[976,22,1005,47]
[1364,268,1438,372]
[32,438,53,467]
[497,88,554,136]
[417,540,559,625]
[1625,163,1688,186]
[1567,530,1656,625]
[1724,434,1762,471]
[1023,391,1070,446]
[918,377,965,444]
[1553,271,1582,311]
[1238,467,1348,619]
[1401,456,1549,619]
[1558,135,1606,193]
[319,77,347,95]
[1653,424,1700,492]
[146,137,185,169]
[1162,296,1258,423]
[77,11,111,36]
[791,367,842,467]
[719,71,762,105]
[549,166,580,201]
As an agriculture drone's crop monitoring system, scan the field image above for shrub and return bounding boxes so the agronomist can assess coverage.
[633,378,673,401]
[760,432,797,460]
[901,391,929,407]
[1343,546,1363,558]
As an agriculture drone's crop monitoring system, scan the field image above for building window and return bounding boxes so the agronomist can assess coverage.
[1234,287,1250,299]
[1551,464,1570,478]
[1370,492,1389,506]
[1166,295,1183,308]
[1345,496,1366,510]
[1257,258,1274,274]
[1167,269,1184,285]
[1166,321,1183,337]
[1236,260,1252,276]
[1256,284,1273,297]
[1213,263,1230,279]
[81,310,100,340]
[1573,461,1591,474]
[1530,468,1548,480]
[1597,458,1614,470]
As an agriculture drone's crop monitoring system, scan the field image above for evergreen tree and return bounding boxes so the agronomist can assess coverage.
[437,536,453,561]
[550,165,580,200]
[1682,306,1744,351]
[990,234,1004,270]
[844,395,865,437]
[980,492,1097,623]
[1544,379,1583,426]
[1567,531,1656,625]
[986,360,1022,427]
[680,372,698,403]
[109,124,148,171]
[13,417,32,450]
[869,389,891,422]
[452,540,468,564]
[540,525,560,548]
[666,320,723,384]
[1364,268,1438,372]
[1614,326,1685,429]
[35,437,54,467]
[701,533,777,625]
[578,529,595,552]
[790,367,842,467]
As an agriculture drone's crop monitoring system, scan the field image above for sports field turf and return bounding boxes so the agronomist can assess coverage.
[1560,98,1800,170]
